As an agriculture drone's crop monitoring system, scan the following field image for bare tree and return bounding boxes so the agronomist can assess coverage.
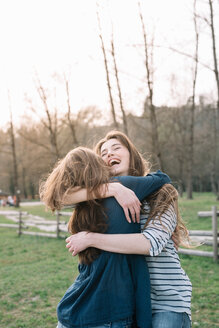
[195,0,219,198]
[138,2,163,170]
[96,7,118,129]
[110,32,128,135]
[19,122,54,154]
[208,0,219,199]
[160,0,218,197]
[208,0,219,111]
[8,94,20,207]
[22,76,61,162]
[175,114,186,197]
[186,0,200,199]
[63,74,78,146]
[35,78,60,160]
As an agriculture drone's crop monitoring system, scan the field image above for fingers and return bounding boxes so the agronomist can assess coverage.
[66,242,73,252]
[114,187,141,223]
[124,208,131,223]
[135,204,141,223]
[129,207,136,223]
[66,236,78,254]
[129,200,141,223]
[65,232,88,256]
[66,239,74,251]
[127,195,141,223]
[134,200,141,223]
[124,203,141,223]
[66,241,78,256]
[72,249,78,256]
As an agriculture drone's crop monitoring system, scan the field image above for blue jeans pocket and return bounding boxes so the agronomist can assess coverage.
[152,312,191,328]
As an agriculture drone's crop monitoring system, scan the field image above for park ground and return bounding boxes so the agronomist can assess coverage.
[0,192,219,328]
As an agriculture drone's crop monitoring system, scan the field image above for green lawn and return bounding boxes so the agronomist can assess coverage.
[179,192,218,230]
[0,230,76,328]
[0,193,219,328]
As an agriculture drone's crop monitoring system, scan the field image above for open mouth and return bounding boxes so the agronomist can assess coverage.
[109,159,120,167]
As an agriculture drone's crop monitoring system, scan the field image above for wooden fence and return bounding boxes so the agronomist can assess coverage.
[1,206,218,262]
[178,206,218,263]
[0,210,70,239]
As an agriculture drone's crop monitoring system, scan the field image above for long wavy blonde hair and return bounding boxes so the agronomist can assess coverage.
[40,147,111,264]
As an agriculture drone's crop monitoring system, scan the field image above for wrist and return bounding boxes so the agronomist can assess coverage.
[87,232,97,247]
[108,182,120,198]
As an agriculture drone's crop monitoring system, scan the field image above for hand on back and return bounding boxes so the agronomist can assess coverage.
[66,231,90,256]
[112,183,141,223]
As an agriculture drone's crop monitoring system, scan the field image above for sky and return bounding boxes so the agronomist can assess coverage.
[0,0,218,128]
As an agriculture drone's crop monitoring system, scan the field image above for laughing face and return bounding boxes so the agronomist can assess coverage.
[100,138,130,176]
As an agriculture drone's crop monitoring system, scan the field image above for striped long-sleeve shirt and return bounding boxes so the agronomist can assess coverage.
[140,201,192,321]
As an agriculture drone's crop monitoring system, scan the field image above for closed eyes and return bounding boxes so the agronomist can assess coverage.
[101,145,122,157]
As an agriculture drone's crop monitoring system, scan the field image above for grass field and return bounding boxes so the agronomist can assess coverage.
[0,193,219,328]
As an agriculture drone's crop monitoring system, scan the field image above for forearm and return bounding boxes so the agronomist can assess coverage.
[63,183,141,223]
[88,232,151,255]
[62,188,88,205]
[62,183,118,205]
[117,172,171,201]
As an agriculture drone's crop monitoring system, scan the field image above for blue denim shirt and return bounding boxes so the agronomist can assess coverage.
[57,171,170,328]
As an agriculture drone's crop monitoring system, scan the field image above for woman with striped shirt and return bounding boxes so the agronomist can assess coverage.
[65,131,192,328]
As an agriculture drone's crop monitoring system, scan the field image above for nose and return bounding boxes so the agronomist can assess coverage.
[107,149,114,157]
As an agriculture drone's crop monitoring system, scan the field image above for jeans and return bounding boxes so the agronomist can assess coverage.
[57,317,133,328]
[152,312,191,328]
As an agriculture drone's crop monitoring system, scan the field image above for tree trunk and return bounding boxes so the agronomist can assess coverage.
[186,0,199,199]
[111,37,128,135]
[138,2,163,170]
[22,167,28,199]
[209,0,219,199]
[9,105,20,207]
[64,77,78,145]
[96,9,118,129]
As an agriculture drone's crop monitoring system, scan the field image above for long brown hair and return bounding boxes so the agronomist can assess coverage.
[95,130,151,176]
[145,184,190,247]
[40,147,110,264]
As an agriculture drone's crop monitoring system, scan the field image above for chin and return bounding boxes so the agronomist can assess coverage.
[110,168,119,176]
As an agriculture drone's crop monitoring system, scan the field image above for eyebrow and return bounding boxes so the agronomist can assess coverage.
[101,143,121,154]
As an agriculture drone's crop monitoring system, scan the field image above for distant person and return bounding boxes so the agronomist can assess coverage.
[7,195,14,206]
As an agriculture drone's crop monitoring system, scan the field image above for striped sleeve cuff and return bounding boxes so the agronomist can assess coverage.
[142,230,161,256]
